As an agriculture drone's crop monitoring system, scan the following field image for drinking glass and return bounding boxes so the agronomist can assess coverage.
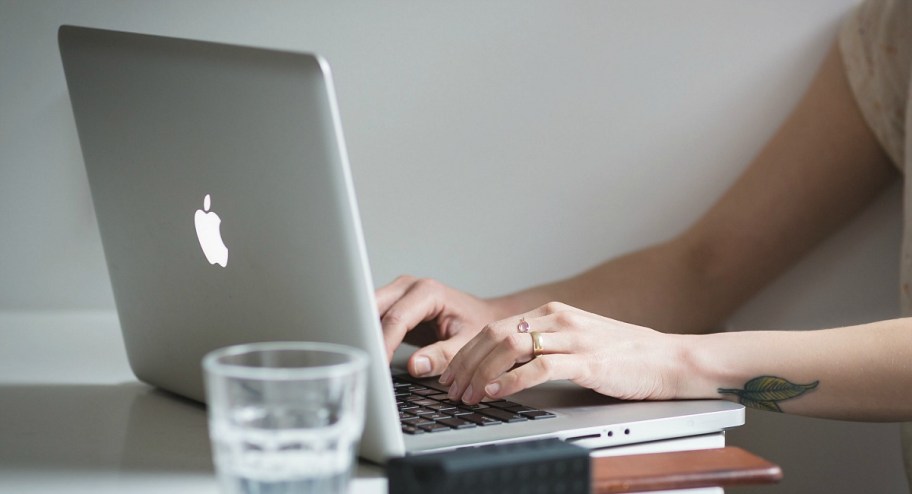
[203,341,368,494]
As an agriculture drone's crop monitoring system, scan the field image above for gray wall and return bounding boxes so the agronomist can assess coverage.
[1,1,906,491]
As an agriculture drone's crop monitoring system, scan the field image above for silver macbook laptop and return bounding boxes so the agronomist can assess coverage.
[58,25,743,464]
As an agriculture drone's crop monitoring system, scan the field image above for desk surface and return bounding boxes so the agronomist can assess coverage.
[0,312,387,494]
[0,312,724,494]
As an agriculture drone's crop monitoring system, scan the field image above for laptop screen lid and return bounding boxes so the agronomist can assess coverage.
[58,25,405,461]
[59,25,743,464]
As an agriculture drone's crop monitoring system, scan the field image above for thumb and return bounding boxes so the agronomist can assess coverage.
[408,338,466,378]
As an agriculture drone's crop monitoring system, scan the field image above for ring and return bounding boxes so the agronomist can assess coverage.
[530,331,544,358]
[517,317,530,333]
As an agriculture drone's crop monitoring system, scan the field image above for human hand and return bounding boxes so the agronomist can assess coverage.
[376,275,509,378]
[439,302,688,404]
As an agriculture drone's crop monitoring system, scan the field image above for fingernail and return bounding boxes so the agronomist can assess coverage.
[485,382,501,397]
[461,384,474,403]
[413,357,431,376]
[439,368,453,385]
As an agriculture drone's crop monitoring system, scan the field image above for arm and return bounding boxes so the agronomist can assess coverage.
[440,40,912,420]
[444,304,912,421]
[683,320,912,421]
[496,40,898,334]
[379,38,898,399]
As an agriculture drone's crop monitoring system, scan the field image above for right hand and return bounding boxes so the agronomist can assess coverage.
[376,275,507,378]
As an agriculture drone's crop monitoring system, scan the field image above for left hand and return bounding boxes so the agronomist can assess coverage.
[439,302,688,404]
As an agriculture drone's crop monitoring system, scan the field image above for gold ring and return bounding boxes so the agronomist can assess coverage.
[530,331,544,358]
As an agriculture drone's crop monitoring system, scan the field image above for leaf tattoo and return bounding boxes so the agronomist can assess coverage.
[718,376,819,412]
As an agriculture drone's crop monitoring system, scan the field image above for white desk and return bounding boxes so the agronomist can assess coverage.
[0,312,724,494]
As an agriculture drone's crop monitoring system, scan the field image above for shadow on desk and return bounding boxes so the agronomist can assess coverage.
[0,383,213,474]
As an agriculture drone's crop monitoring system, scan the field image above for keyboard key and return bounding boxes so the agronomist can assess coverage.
[393,375,553,432]
[478,407,528,423]
[519,410,557,420]
[419,423,452,433]
[460,413,502,426]
[407,397,439,407]
[436,417,477,429]
[428,403,457,412]
[486,400,521,409]
[413,380,449,393]
[402,425,425,435]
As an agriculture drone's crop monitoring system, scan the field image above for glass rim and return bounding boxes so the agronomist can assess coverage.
[202,341,368,380]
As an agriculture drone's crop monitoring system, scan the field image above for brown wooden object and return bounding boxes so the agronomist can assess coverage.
[591,446,782,493]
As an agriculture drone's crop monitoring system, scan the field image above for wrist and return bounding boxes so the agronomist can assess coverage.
[670,333,729,400]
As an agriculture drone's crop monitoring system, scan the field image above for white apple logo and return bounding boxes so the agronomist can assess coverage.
[194,194,228,267]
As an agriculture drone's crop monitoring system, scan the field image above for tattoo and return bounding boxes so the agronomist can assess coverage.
[718,376,819,412]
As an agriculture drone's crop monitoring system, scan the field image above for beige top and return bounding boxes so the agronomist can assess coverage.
[839,0,912,488]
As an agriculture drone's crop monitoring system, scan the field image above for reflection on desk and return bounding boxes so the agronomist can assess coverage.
[0,314,386,494]
[0,382,386,494]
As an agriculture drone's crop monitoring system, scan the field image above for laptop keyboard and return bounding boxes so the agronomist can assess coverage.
[393,375,556,435]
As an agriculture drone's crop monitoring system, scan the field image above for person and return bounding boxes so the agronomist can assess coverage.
[377,0,912,487]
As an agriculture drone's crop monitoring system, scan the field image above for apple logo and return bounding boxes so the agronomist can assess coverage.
[194,194,228,267]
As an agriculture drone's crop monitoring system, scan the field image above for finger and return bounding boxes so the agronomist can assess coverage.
[379,280,444,361]
[497,312,585,357]
[443,310,575,403]
[443,311,553,401]
[484,354,583,400]
[407,332,473,378]
[442,307,580,400]
[456,331,535,403]
[460,327,579,403]
[442,320,514,401]
[375,275,417,315]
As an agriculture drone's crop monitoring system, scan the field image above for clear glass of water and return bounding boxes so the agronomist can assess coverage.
[203,341,368,494]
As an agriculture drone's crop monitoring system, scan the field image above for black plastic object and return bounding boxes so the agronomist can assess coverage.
[387,438,590,494]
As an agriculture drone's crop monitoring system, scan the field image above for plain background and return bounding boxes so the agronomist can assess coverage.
[1,1,907,492]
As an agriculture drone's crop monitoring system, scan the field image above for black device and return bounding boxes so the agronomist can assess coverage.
[387,438,590,494]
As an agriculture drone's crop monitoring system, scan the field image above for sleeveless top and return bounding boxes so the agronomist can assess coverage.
[839,0,912,487]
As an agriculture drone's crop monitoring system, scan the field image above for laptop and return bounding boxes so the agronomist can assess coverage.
[58,25,743,464]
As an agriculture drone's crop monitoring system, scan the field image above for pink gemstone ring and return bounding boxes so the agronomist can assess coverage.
[517,317,530,333]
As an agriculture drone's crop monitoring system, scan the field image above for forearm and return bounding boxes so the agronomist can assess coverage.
[677,319,912,421]
[492,239,738,334]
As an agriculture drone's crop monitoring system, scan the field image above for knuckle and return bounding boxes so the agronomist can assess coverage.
[501,370,519,386]
[542,301,567,314]
[480,324,499,340]
[381,309,405,327]
[415,277,442,292]
[393,274,416,285]
[536,355,555,376]
[554,310,578,327]
[504,333,528,353]
[440,344,459,363]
